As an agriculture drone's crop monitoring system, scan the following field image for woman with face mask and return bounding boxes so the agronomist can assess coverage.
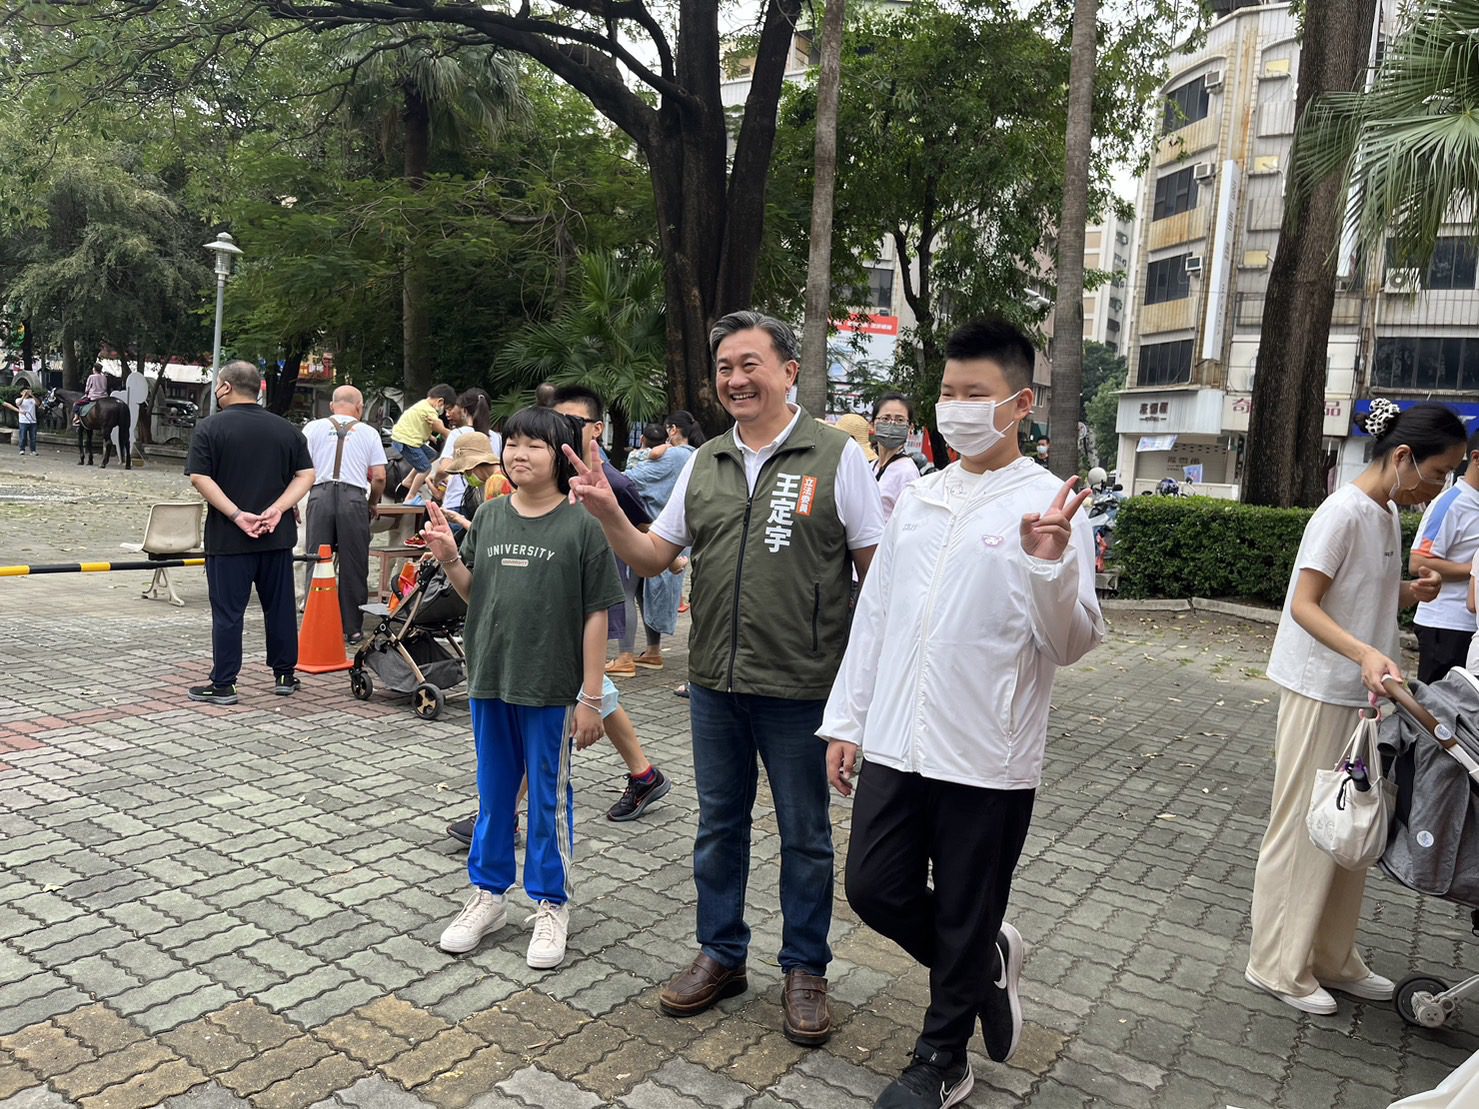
[1247,400,1466,1017]
[870,392,920,523]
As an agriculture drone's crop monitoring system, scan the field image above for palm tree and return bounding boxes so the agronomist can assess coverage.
[1241,0,1379,508]
[1046,0,1099,480]
[1297,0,1479,268]
[340,29,524,394]
[495,252,668,462]
[799,0,847,417]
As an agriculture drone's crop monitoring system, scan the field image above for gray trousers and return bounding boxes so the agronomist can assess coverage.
[303,482,372,636]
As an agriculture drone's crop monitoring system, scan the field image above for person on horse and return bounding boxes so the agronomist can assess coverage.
[73,364,110,427]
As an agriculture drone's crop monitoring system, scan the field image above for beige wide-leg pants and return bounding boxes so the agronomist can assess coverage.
[1247,688,1373,998]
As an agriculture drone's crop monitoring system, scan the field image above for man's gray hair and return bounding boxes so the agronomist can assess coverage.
[219,360,261,397]
[709,311,800,364]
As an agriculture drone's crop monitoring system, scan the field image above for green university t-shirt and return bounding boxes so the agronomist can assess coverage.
[460,497,622,706]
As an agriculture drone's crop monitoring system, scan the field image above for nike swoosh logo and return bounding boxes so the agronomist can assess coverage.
[995,943,1008,989]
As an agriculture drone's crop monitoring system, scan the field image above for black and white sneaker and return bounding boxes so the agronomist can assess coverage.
[607,768,672,821]
[981,921,1024,1062]
[874,1049,973,1109]
[274,674,301,696]
[188,683,238,705]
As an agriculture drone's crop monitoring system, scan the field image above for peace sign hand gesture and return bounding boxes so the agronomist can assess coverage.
[1020,476,1092,562]
[562,439,620,522]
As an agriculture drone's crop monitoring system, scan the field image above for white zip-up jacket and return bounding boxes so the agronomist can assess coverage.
[819,457,1106,790]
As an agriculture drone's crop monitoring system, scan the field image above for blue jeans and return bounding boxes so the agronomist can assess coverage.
[397,441,438,473]
[17,424,37,452]
[688,685,833,974]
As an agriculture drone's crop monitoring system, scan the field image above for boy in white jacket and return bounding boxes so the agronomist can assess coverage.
[820,318,1105,1109]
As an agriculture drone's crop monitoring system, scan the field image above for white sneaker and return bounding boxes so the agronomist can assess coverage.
[526,900,570,969]
[1245,969,1337,1015]
[1320,971,1395,1001]
[439,889,506,953]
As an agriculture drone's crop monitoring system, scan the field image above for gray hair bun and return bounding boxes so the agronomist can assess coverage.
[1364,397,1401,440]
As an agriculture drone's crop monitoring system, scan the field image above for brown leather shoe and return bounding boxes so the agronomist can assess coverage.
[782,970,832,1045]
[659,953,747,1017]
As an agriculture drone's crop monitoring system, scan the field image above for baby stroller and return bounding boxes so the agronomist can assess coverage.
[349,556,467,720]
[1376,669,1479,1029]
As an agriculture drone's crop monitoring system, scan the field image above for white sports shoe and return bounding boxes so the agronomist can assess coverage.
[1245,969,1337,1015]
[439,889,506,954]
[526,900,570,969]
[1320,971,1395,1001]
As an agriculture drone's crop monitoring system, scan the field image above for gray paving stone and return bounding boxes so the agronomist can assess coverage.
[158,1082,252,1108]
[498,1065,603,1108]
[332,1074,435,1108]
[0,1090,73,1109]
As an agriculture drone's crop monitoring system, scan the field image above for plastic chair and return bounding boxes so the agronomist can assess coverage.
[120,501,205,607]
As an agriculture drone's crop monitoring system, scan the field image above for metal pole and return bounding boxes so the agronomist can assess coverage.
[208,272,226,416]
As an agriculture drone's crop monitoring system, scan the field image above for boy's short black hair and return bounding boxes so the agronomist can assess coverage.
[551,384,603,422]
[428,384,457,404]
[640,422,666,447]
[943,317,1036,393]
[500,404,581,495]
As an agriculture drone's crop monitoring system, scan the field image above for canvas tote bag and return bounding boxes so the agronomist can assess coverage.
[1306,711,1395,869]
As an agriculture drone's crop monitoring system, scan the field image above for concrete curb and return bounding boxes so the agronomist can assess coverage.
[1101,595,1279,624]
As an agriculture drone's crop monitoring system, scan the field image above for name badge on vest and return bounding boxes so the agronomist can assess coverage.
[765,471,818,553]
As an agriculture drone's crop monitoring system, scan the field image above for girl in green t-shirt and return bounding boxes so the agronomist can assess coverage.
[420,407,621,971]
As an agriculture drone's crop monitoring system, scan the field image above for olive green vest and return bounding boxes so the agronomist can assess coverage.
[684,410,853,699]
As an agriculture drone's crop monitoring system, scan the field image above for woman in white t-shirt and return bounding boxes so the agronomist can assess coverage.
[870,392,921,523]
[433,389,498,536]
[1248,400,1466,1016]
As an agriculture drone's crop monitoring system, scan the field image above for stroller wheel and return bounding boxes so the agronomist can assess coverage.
[350,668,374,701]
[412,682,444,721]
[1395,975,1451,1028]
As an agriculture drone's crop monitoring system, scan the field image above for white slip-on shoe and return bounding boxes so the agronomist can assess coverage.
[1245,968,1337,1015]
[439,888,506,954]
[1319,971,1395,1001]
[526,900,570,969]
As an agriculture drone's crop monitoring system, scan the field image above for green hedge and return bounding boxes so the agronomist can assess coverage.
[1114,495,1420,605]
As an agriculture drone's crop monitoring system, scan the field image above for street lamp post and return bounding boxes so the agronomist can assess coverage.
[204,232,244,416]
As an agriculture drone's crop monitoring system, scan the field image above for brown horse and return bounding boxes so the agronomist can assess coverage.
[41,388,132,469]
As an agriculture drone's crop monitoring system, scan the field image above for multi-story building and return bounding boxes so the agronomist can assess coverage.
[1083,213,1135,353]
[1115,0,1477,497]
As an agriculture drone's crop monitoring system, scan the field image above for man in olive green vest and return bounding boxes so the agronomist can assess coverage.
[566,311,883,1045]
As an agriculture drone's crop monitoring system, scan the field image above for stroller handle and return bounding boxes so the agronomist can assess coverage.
[1382,675,1448,744]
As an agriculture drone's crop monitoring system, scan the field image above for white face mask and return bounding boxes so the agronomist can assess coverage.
[935,391,1023,457]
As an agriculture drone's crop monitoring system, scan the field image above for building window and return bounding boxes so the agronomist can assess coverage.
[849,267,895,310]
[1427,239,1479,290]
[1145,255,1192,305]
[1138,339,1195,387]
[1107,318,1121,333]
[1374,336,1479,392]
[1163,76,1211,133]
[1152,168,1200,221]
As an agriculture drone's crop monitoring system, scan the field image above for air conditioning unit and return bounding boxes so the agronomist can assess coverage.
[1384,268,1421,294]
[1204,69,1224,91]
[1192,161,1216,182]
[1184,255,1205,276]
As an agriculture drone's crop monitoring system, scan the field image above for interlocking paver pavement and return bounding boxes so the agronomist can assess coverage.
[3,445,1478,1107]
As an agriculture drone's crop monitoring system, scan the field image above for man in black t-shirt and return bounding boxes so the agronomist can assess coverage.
[185,361,315,704]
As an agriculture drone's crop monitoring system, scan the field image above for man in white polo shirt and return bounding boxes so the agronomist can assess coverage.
[303,386,388,643]
[1411,428,1479,682]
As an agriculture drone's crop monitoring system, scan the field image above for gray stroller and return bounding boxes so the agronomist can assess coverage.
[349,557,467,720]
[1377,669,1479,1028]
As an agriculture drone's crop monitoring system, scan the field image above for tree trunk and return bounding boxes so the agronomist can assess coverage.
[609,408,631,470]
[401,84,434,396]
[272,342,307,416]
[1244,0,1378,507]
[1047,0,1098,481]
[798,0,847,417]
[60,326,79,390]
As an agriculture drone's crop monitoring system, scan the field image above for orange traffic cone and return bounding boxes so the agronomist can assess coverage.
[298,545,353,674]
